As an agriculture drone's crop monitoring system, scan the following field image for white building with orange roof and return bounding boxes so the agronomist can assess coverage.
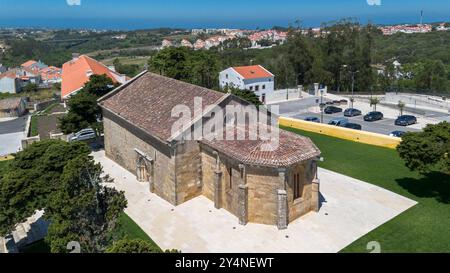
[61,55,127,100]
[219,65,275,103]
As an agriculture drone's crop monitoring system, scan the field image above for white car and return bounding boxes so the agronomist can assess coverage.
[69,128,96,142]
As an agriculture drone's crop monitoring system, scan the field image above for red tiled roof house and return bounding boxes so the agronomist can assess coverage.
[61,55,128,99]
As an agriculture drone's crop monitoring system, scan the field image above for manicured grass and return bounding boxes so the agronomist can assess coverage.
[112,213,161,251]
[30,115,39,137]
[282,126,450,253]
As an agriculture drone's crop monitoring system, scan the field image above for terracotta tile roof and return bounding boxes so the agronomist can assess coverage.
[99,72,227,141]
[21,60,37,68]
[202,124,320,168]
[0,70,17,79]
[0,97,24,110]
[61,55,125,98]
[232,65,274,80]
[99,72,320,167]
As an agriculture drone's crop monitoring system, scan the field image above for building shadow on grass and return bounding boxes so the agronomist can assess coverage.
[396,172,450,204]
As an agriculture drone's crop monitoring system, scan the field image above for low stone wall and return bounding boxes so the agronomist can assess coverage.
[280,117,401,149]
[21,136,40,150]
[34,99,57,112]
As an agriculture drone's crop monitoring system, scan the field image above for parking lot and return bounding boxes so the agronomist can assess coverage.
[273,96,430,136]
[293,112,421,135]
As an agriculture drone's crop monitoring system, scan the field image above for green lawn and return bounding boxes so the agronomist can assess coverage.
[30,115,38,137]
[282,126,450,253]
[111,213,161,251]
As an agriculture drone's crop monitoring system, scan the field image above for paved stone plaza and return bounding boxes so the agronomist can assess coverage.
[93,150,417,253]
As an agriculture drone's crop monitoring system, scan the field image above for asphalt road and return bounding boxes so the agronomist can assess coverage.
[0,115,29,156]
[0,115,29,134]
[273,97,325,116]
[292,112,421,136]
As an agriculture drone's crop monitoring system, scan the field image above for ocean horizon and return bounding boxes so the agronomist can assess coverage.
[0,14,448,31]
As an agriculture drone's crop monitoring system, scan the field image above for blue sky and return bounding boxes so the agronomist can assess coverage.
[0,0,449,29]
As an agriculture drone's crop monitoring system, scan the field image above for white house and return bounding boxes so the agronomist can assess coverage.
[219,65,275,103]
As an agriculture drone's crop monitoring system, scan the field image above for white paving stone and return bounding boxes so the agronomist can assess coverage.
[93,150,417,253]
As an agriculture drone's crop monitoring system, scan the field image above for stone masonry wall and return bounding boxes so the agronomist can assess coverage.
[103,115,176,204]
[246,167,280,226]
[287,160,317,222]
[175,141,203,204]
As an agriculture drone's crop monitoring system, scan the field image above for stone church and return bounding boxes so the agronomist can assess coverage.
[98,71,321,229]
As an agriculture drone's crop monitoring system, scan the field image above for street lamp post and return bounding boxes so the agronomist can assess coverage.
[319,89,325,123]
[350,69,359,109]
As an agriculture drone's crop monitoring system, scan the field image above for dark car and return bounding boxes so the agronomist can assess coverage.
[325,101,334,105]
[364,111,384,122]
[344,108,362,117]
[389,131,406,138]
[340,99,348,104]
[304,117,320,123]
[332,100,341,105]
[395,115,417,126]
[324,106,343,114]
[343,123,362,130]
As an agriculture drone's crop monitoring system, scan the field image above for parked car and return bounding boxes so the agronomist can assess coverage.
[332,100,341,105]
[325,101,334,105]
[324,106,343,114]
[364,111,384,122]
[344,108,362,117]
[340,99,348,104]
[389,131,406,138]
[304,117,320,123]
[328,117,349,127]
[395,115,417,126]
[343,123,362,130]
[69,128,96,142]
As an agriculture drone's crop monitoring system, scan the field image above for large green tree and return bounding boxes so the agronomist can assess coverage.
[0,140,90,236]
[415,60,448,92]
[45,156,127,253]
[59,74,115,135]
[397,122,450,174]
[0,140,127,253]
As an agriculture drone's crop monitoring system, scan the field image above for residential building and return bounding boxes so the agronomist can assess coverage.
[0,69,40,94]
[20,60,61,84]
[0,97,27,118]
[0,71,22,94]
[21,60,48,72]
[181,39,193,48]
[40,66,62,84]
[98,71,321,229]
[194,39,206,50]
[161,39,173,48]
[219,65,275,104]
[61,55,128,99]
